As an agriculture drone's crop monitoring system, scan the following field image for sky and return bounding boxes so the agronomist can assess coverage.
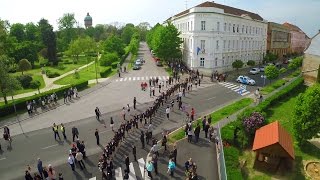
[0,0,319,37]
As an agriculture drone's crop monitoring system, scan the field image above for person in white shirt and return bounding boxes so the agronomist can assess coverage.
[166,106,170,120]
[67,154,75,171]
[75,151,86,170]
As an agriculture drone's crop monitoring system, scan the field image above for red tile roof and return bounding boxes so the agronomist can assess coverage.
[252,121,295,159]
[173,1,263,21]
[283,22,304,33]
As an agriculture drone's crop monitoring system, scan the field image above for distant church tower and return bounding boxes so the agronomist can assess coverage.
[84,12,92,28]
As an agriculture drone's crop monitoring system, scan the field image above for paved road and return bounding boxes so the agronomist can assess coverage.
[0,82,240,180]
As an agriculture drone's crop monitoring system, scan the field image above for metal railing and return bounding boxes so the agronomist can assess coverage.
[216,123,227,180]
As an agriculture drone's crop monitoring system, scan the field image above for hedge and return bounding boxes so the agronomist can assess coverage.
[0,81,88,117]
[100,67,112,78]
[224,146,243,180]
[111,62,119,69]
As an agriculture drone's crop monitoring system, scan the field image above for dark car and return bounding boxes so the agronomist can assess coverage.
[156,61,163,66]
[133,65,141,70]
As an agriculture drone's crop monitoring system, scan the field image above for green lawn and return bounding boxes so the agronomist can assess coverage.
[54,63,116,85]
[14,74,45,95]
[240,86,320,179]
[168,98,253,143]
[260,79,287,95]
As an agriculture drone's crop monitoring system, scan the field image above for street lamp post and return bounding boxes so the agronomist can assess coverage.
[95,52,99,84]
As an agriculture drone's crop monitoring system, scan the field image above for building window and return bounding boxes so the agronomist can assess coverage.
[233,24,235,33]
[224,23,226,31]
[191,21,193,31]
[200,58,205,67]
[246,26,248,34]
[242,25,244,33]
[200,40,205,51]
[188,22,189,31]
[201,21,206,30]
[233,40,235,49]
[216,40,219,50]
[236,40,239,50]
[228,40,230,49]
[215,58,218,66]
[223,40,226,49]
[228,23,231,32]
[217,22,220,32]
[237,24,239,33]
[222,59,225,66]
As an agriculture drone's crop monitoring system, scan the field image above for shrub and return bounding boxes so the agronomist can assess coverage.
[243,112,265,134]
[224,146,243,179]
[111,62,119,69]
[73,70,80,79]
[17,75,33,88]
[57,64,66,70]
[29,80,41,89]
[100,53,120,67]
[46,70,61,78]
[247,60,255,67]
[100,67,112,78]
[279,67,287,74]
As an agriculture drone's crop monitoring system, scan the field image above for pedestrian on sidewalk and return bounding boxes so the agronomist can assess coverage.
[162,135,167,152]
[152,153,159,175]
[37,158,43,179]
[95,129,100,145]
[72,126,79,142]
[133,97,137,109]
[146,160,154,179]
[127,104,130,113]
[168,159,176,177]
[140,131,145,149]
[110,117,114,131]
[118,69,121,77]
[125,155,130,173]
[48,164,56,180]
[52,123,61,141]
[95,107,101,121]
[122,107,126,120]
[25,170,33,180]
[132,145,137,161]
[204,122,210,138]
[60,123,67,140]
[173,145,177,163]
[75,151,86,170]
[194,124,201,143]
[58,173,64,180]
[67,154,75,171]
[191,108,195,121]
[187,126,193,143]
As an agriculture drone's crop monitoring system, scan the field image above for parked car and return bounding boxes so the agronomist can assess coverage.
[156,60,163,66]
[249,68,260,75]
[133,65,141,70]
[259,66,266,72]
[236,75,256,85]
[135,59,142,66]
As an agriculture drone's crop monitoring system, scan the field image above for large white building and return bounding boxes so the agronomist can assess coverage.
[167,1,268,73]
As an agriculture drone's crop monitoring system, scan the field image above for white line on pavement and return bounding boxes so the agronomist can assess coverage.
[133,77,136,80]
[89,177,96,180]
[231,86,240,90]
[242,91,250,96]
[123,78,127,81]
[162,76,166,80]
[158,76,162,80]
[120,78,123,82]
[41,144,58,150]
[129,77,132,81]
[137,158,145,179]
[137,77,140,80]
[225,84,237,88]
[149,76,153,80]
[0,157,6,161]
[145,76,149,80]
[166,76,169,79]
[129,162,137,180]
[115,166,123,180]
[207,97,216,100]
[116,79,119,82]
[141,77,144,80]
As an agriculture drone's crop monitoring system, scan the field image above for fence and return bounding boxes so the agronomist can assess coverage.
[216,123,227,180]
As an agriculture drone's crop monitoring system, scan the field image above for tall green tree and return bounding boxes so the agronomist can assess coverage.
[57,13,77,51]
[264,52,278,63]
[232,60,244,73]
[121,23,136,45]
[293,84,320,145]
[152,23,182,62]
[137,22,150,41]
[39,19,57,65]
[103,35,125,56]
[18,59,32,74]
[25,22,39,41]
[264,65,279,83]
[0,55,21,104]
[9,23,25,42]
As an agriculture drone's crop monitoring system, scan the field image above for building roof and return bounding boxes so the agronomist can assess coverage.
[305,31,320,56]
[283,22,304,33]
[252,121,295,159]
[172,1,263,21]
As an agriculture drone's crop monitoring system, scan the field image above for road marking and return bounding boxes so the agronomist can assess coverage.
[241,89,248,93]
[225,84,237,88]
[115,166,123,180]
[145,76,149,80]
[218,82,228,85]
[120,78,123,82]
[149,76,153,80]
[129,162,137,180]
[137,77,140,80]
[116,79,119,82]
[207,97,216,100]
[124,78,127,81]
[137,158,145,179]
[166,76,169,79]
[141,77,144,80]
[242,91,250,96]
[231,86,240,90]
[0,157,6,161]
[234,88,241,92]
[41,144,58,150]
[162,76,166,80]
[133,77,136,80]
[89,177,96,180]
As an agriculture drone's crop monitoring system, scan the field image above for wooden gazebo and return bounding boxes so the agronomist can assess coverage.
[252,121,295,172]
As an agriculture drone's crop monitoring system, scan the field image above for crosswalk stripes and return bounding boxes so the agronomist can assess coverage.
[129,163,137,180]
[138,158,146,179]
[115,166,123,180]
[89,177,96,180]
[218,82,251,96]
[114,76,170,83]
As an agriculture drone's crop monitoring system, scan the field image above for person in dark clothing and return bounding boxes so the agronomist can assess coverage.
[162,135,167,151]
[132,145,137,161]
[194,124,201,143]
[95,107,101,120]
[204,123,210,138]
[95,129,100,145]
[173,146,177,163]
[140,131,145,148]
[60,123,67,140]
[25,170,33,180]
[133,97,137,109]
[125,155,130,172]
[72,126,79,142]
[152,153,158,175]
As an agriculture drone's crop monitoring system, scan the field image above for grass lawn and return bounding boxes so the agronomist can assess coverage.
[260,79,287,95]
[54,63,116,85]
[14,74,46,95]
[240,86,320,179]
[168,98,253,143]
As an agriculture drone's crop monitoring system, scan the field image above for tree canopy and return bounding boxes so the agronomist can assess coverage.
[18,59,32,74]
[103,35,125,56]
[264,65,279,82]
[232,60,244,71]
[39,18,57,65]
[293,84,320,145]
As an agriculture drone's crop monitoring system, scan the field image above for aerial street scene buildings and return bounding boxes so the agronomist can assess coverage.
[0,0,319,180]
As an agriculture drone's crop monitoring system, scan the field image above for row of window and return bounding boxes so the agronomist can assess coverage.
[198,53,263,67]
[176,20,266,36]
